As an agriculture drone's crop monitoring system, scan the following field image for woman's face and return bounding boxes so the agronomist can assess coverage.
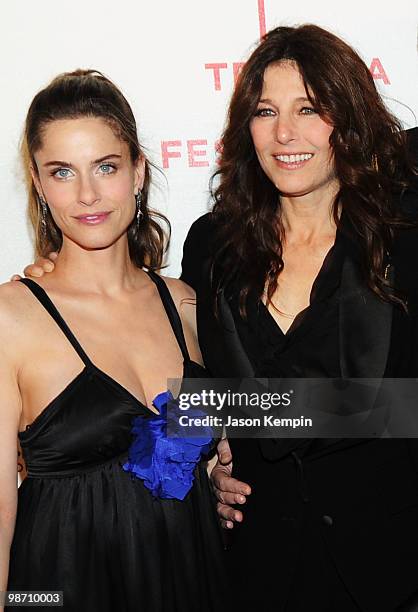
[32,116,144,250]
[249,61,338,200]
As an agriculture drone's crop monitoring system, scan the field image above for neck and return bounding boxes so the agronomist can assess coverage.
[51,235,141,295]
[280,182,340,245]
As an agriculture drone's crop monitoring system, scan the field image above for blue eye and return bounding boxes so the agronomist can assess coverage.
[53,168,72,179]
[99,164,116,174]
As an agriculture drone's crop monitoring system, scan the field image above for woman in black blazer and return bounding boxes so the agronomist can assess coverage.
[181,26,418,612]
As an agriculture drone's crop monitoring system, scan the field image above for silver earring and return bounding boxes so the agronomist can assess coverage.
[135,191,143,226]
[38,195,48,235]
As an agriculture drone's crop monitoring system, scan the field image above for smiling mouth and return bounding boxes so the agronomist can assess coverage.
[75,212,112,224]
[274,153,313,163]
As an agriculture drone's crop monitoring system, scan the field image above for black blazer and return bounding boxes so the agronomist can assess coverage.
[180,128,418,612]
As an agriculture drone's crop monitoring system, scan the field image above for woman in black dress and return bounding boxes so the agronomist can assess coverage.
[0,70,226,611]
[180,25,418,612]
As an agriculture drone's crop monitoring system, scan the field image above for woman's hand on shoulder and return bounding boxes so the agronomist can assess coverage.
[10,251,58,281]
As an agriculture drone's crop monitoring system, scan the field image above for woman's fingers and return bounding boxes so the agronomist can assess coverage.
[212,440,251,527]
[217,502,244,527]
[216,437,232,465]
[211,465,251,497]
[23,256,56,278]
[215,489,247,505]
[23,264,48,278]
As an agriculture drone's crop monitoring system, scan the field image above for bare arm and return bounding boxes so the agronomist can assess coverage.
[0,314,23,607]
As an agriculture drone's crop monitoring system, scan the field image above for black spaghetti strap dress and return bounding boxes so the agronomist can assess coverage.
[7,273,227,612]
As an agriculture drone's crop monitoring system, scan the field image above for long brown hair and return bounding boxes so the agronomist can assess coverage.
[211,24,416,312]
[22,69,169,269]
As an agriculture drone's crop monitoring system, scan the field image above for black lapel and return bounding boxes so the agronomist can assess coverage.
[294,243,395,460]
[339,254,393,379]
[196,261,254,378]
[306,255,395,460]
[216,291,255,377]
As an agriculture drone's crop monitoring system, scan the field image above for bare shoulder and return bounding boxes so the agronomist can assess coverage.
[0,281,31,320]
[159,276,196,308]
[0,281,38,349]
[158,275,202,364]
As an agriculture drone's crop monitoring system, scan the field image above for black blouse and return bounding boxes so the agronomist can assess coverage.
[229,224,415,379]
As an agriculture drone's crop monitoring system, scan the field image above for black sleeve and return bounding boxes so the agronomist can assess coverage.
[402,127,418,201]
[406,127,418,161]
[179,212,215,290]
[396,128,418,218]
[404,130,418,481]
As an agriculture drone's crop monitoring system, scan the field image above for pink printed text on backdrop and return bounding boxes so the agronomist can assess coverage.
[205,57,391,91]
[160,0,390,169]
[258,0,266,37]
[161,140,222,169]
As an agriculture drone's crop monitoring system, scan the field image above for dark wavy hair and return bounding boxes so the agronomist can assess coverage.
[211,24,416,313]
[22,69,169,270]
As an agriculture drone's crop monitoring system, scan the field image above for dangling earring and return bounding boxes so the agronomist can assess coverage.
[135,191,143,227]
[38,194,48,235]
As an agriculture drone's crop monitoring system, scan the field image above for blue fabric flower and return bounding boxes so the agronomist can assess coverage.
[123,391,213,500]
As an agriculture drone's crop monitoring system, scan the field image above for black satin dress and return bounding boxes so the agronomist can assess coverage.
[7,273,226,612]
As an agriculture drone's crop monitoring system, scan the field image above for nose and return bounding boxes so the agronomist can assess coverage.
[78,174,100,207]
[275,114,297,144]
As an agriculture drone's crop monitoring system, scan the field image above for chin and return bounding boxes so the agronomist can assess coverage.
[67,232,125,252]
[63,223,130,251]
[275,182,313,196]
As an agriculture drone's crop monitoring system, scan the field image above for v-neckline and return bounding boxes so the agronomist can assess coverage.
[18,275,202,437]
[18,358,205,440]
[261,243,337,337]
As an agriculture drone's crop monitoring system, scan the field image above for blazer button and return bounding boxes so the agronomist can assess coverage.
[322,515,333,526]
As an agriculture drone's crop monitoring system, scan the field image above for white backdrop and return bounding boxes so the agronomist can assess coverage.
[1,0,417,281]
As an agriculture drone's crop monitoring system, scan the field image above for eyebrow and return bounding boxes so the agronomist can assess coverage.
[258,96,312,104]
[43,154,122,168]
